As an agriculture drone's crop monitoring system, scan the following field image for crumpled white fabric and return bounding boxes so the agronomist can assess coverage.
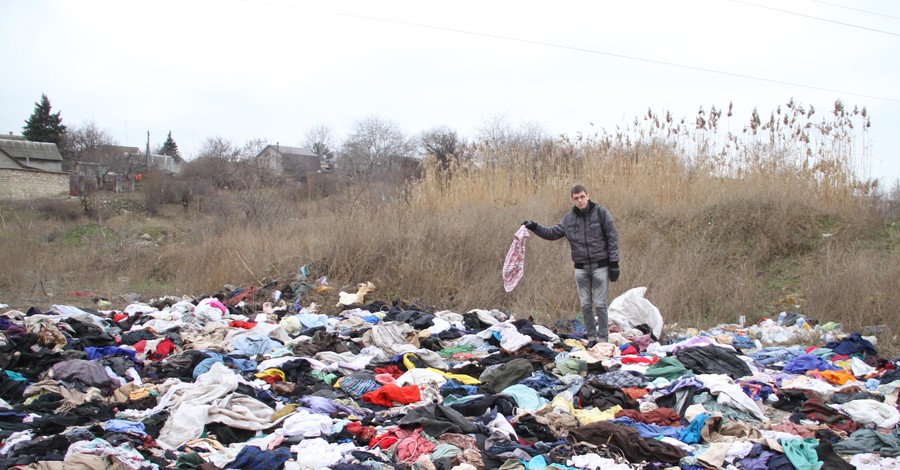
[158,402,210,450]
[851,357,876,377]
[206,393,279,430]
[607,287,664,339]
[477,321,531,352]
[156,362,241,449]
[66,438,157,470]
[838,399,900,428]
[315,350,376,374]
[292,438,358,469]
[425,317,452,335]
[849,453,900,470]
[467,309,506,326]
[396,368,447,387]
[194,298,225,323]
[365,321,417,355]
[132,318,183,333]
[708,382,767,422]
[282,410,334,437]
[568,453,630,470]
[725,440,755,463]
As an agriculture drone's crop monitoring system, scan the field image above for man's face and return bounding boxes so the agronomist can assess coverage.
[572,191,589,210]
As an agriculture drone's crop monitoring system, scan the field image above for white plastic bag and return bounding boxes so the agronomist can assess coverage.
[608,287,664,338]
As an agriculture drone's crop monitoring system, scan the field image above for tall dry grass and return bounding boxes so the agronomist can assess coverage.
[0,100,896,350]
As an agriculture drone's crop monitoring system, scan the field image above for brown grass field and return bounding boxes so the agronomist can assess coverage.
[1,101,898,352]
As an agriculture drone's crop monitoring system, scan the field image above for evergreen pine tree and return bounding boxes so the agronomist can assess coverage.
[159,131,181,160]
[22,94,67,144]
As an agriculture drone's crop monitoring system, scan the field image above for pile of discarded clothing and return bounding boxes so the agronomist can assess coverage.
[0,284,898,470]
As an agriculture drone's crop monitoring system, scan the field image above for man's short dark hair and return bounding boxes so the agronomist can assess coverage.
[571,184,587,195]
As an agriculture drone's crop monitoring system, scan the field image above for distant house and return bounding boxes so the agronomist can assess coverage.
[0,137,69,200]
[70,145,182,195]
[0,138,64,172]
[255,144,321,179]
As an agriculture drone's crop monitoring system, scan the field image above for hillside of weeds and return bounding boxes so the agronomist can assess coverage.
[1,100,898,349]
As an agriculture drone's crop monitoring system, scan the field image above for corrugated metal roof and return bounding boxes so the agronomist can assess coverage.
[0,138,63,162]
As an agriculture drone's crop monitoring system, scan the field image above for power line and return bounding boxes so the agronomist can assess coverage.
[239,0,900,103]
[809,0,900,21]
[728,0,900,37]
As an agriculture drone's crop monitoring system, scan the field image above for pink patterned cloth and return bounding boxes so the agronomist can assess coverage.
[503,225,530,292]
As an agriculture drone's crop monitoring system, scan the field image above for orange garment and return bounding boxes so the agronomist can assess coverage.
[809,369,855,385]
[623,387,649,400]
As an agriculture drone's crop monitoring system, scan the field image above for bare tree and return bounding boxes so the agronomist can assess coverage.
[196,136,241,162]
[304,124,336,161]
[418,126,469,171]
[339,116,412,181]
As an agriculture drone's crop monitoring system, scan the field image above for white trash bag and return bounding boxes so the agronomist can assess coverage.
[608,287,664,339]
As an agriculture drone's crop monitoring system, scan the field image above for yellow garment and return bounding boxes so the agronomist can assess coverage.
[271,403,299,422]
[128,386,156,401]
[427,367,480,385]
[549,395,577,414]
[574,405,622,425]
[255,368,286,381]
[563,339,586,350]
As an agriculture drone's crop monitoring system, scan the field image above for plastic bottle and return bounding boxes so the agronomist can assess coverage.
[777,312,786,325]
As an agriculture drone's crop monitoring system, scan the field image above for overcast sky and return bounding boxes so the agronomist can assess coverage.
[2,0,898,185]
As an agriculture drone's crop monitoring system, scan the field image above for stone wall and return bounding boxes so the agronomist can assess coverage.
[0,168,70,200]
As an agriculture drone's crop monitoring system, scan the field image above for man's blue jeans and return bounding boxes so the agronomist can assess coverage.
[574,266,609,341]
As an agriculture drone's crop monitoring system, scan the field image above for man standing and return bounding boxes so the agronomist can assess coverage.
[523,185,620,343]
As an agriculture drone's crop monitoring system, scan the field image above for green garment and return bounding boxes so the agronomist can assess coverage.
[555,358,587,376]
[644,356,692,381]
[439,345,475,357]
[310,369,338,385]
[781,437,823,470]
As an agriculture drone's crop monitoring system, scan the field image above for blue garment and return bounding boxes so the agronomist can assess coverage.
[440,379,479,397]
[230,335,280,356]
[4,370,28,381]
[297,395,365,416]
[611,417,681,439]
[679,413,709,444]
[85,346,137,361]
[105,419,147,435]
[192,357,224,379]
[827,332,878,356]
[225,446,292,470]
[749,346,806,366]
[201,351,257,373]
[519,371,562,397]
[783,354,839,374]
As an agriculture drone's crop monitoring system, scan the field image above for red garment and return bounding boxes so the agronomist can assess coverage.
[620,345,638,356]
[373,365,404,379]
[133,340,146,353]
[113,313,128,323]
[149,339,177,360]
[370,427,414,449]
[620,356,659,365]
[229,321,257,329]
[225,285,259,307]
[345,422,378,443]
[502,226,530,292]
[362,384,421,407]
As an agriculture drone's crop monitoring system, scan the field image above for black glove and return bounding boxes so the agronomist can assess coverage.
[608,262,620,282]
[522,220,537,231]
